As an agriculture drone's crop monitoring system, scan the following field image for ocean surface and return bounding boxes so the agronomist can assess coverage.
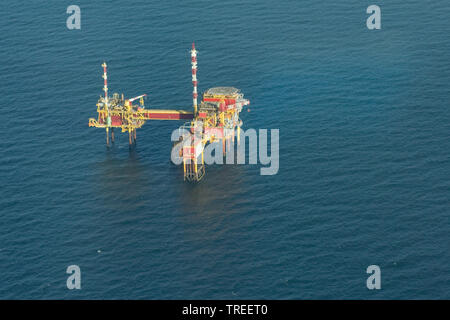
[0,0,449,299]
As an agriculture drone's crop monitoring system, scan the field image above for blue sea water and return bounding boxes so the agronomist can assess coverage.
[0,0,449,299]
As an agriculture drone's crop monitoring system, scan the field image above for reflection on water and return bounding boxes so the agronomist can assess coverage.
[89,141,254,246]
[174,152,254,242]
[92,146,151,213]
[178,154,249,213]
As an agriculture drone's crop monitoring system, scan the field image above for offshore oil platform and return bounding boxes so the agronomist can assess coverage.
[89,43,250,182]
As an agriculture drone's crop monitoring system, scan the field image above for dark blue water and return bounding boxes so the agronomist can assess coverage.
[0,0,449,299]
